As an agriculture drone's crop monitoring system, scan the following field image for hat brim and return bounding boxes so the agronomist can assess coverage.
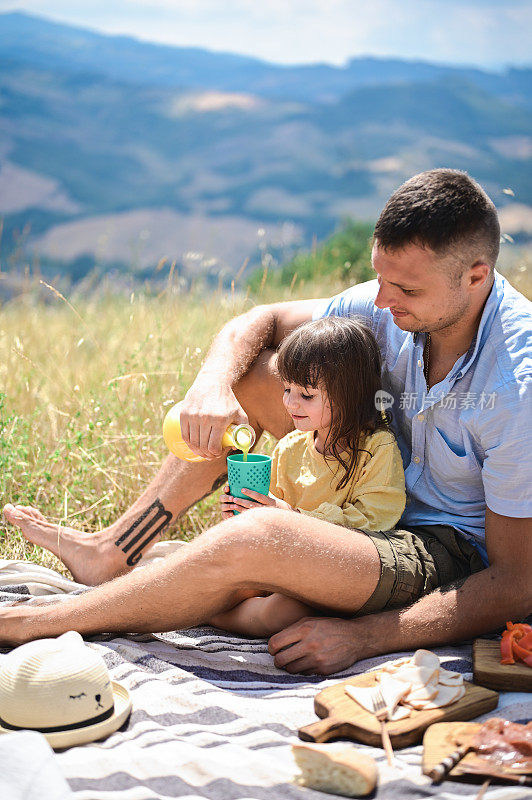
[0,682,132,749]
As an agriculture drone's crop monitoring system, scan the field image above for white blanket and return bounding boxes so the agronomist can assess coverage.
[1,542,530,800]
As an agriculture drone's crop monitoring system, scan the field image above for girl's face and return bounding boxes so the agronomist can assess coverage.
[282,382,332,435]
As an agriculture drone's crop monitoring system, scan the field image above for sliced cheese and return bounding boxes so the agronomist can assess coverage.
[438,668,464,686]
[413,649,441,672]
[388,704,411,721]
[407,684,465,710]
[379,674,412,718]
[344,685,376,714]
[347,650,465,724]
[377,650,466,712]
[403,681,439,703]
[390,665,439,688]
[381,656,411,673]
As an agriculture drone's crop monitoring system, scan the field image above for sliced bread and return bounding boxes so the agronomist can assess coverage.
[292,742,378,797]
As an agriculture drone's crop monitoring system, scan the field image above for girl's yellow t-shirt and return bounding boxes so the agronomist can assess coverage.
[270,428,406,532]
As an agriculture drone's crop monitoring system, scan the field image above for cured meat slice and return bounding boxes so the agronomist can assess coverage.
[473,717,532,767]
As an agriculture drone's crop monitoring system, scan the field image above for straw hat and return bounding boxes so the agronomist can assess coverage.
[0,631,131,748]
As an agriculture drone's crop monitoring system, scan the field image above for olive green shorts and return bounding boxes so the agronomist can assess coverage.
[356,524,485,616]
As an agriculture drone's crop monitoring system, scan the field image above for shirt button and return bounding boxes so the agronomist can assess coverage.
[418,413,425,421]
[413,456,420,464]
[417,360,422,368]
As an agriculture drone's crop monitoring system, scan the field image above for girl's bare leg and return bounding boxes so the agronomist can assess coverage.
[209,592,319,637]
[2,350,292,586]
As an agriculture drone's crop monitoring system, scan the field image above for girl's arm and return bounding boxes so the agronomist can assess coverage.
[220,439,297,517]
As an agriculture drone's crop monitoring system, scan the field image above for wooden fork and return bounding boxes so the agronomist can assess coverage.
[371,686,395,767]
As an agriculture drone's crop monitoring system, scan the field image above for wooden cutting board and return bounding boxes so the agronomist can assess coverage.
[298,670,499,749]
[423,721,532,783]
[473,638,532,692]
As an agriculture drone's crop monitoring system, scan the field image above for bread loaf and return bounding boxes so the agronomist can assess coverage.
[292,742,378,797]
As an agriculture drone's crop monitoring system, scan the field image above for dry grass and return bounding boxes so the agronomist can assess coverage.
[0,256,529,578]
[0,275,343,576]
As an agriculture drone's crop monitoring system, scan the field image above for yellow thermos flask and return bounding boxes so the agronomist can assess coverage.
[163,401,256,462]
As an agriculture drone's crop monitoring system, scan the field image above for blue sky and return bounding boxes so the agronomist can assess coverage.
[1,0,531,68]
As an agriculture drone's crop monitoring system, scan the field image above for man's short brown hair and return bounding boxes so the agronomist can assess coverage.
[374,169,500,271]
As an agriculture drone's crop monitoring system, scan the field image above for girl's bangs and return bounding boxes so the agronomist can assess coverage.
[276,337,323,389]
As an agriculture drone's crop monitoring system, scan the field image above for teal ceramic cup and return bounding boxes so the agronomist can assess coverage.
[227,453,272,515]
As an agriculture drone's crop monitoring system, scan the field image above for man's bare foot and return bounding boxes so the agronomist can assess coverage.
[2,504,125,586]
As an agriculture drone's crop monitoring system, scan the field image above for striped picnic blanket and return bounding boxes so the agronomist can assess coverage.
[1,546,531,800]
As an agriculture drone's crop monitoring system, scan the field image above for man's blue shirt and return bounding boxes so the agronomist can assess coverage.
[313,271,532,564]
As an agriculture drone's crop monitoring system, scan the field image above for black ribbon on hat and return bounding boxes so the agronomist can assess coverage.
[0,703,115,733]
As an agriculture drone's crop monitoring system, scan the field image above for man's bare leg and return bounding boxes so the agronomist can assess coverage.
[0,507,381,646]
[2,350,292,586]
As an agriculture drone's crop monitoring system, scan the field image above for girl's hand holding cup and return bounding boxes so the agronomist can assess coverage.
[220,485,294,518]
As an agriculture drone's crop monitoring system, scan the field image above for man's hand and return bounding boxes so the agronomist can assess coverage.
[220,486,294,519]
[268,617,361,675]
[180,381,249,460]
[174,299,319,460]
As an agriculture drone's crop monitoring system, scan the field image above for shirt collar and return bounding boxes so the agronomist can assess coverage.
[412,271,504,380]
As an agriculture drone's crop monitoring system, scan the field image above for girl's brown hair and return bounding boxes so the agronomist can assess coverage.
[276,316,387,490]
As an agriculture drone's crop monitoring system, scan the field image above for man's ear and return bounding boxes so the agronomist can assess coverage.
[468,261,492,290]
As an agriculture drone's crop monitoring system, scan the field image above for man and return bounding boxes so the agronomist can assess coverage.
[3,169,531,674]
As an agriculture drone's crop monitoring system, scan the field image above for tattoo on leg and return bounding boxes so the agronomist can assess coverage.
[147,472,228,533]
[181,472,229,510]
[115,498,172,566]
[211,473,228,493]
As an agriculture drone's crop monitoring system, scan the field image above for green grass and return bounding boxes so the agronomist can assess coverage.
[248,219,375,290]
[1,240,530,578]
[0,272,346,576]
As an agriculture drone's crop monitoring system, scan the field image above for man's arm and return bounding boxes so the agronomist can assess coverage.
[269,508,532,674]
[181,299,321,459]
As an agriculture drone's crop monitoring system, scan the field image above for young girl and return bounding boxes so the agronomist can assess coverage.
[209,316,406,637]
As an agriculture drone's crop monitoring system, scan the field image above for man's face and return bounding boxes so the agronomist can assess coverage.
[372,241,470,333]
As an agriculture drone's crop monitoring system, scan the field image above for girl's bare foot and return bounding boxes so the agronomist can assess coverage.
[2,504,125,586]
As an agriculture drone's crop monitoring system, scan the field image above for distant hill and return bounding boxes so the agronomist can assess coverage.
[0,11,530,286]
[1,12,530,105]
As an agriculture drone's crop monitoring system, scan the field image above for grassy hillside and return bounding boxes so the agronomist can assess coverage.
[248,220,375,290]
[1,250,530,575]
[0,273,338,573]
